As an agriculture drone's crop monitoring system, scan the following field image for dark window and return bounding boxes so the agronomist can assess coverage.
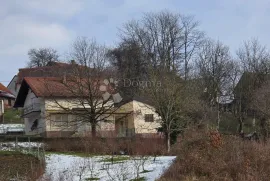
[31,119,38,131]
[8,99,11,106]
[51,114,68,127]
[145,114,154,122]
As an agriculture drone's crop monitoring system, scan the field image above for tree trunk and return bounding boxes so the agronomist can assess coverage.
[217,99,220,130]
[238,117,243,134]
[166,133,171,153]
[238,94,243,134]
[261,118,268,143]
[184,34,188,81]
[91,124,97,138]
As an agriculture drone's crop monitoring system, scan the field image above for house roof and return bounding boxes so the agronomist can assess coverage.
[16,62,82,84]
[14,76,158,112]
[234,71,270,97]
[24,77,74,97]
[14,61,116,89]
[7,75,17,88]
[21,76,103,97]
[14,77,104,107]
[0,83,15,99]
[0,83,12,94]
[0,91,15,99]
[114,94,155,108]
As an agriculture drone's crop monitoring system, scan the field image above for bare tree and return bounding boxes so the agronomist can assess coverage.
[180,15,205,80]
[141,70,180,152]
[69,37,108,70]
[237,38,270,74]
[234,39,270,134]
[27,48,59,67]
[226,62,245,133]
[251,80,270,142]
[119,11,204,78]
[45,37,129,137]
[120,11,183,72]
[107,40,147,80]
[142,69,205,152]
[196,39,234,129]
[107,40,147,97]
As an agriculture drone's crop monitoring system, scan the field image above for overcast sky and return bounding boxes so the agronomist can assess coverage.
[1,0,270,85]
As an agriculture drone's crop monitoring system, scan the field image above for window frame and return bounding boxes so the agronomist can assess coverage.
[144,114,154,122]
[51,114,69,127]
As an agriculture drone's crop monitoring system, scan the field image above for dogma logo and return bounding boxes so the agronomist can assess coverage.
[99,78,123,103]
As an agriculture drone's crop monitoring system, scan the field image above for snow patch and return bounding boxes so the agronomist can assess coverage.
[40,154,176,181]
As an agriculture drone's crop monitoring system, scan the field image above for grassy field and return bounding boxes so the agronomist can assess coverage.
[2,108,22,124]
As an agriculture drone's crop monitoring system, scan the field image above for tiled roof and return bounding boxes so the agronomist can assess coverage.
[16,62,88,84]
[0,83,15,98]
[0,83,12,94]
[23,77,103,97]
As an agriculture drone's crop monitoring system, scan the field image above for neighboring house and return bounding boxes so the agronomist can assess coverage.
[7,75,18,96]
[0,83,15,123]
[14,77,161,137]
[7,61,82,97]
[233,72,267,116]
[115,99,161,137]
[0,83,15,108]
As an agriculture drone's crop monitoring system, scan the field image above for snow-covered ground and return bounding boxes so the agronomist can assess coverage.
[0,142,175,181]
[0,124,24,134]
[0,142,43,151]
[40,154,176,181]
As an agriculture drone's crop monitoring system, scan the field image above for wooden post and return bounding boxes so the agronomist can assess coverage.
[38,145,40,158]
[42,143,45,163]
[28,137,31,153]
[15,136,18,150]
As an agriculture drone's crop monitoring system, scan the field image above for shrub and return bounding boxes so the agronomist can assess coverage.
[45,136,166,156]
[0,151,44,180]
[161,128,270,181]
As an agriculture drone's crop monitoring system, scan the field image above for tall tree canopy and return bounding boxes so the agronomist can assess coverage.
[27,47,60,68]
[116,11,204,78]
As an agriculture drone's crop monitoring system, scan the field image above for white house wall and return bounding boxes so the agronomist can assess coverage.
[45,98,114,111]
[7,76,18,97]
[24,89,45,135]
[44,99,115,134]
[45,98,80,111]
[132,100,161,134]
[24,95,161,136]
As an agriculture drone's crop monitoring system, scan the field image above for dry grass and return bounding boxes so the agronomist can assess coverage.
[0,151,44,181]
[160,128,270,181]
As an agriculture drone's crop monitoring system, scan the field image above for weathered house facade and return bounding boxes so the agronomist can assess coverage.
[14,77,161,137]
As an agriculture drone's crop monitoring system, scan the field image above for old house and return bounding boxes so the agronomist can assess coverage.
[14,77,161,137]
[7,61,80,97]
[0,83,15,108]
[0,83,15,123]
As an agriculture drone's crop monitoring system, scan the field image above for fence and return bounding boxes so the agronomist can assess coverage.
[0,136,46,162]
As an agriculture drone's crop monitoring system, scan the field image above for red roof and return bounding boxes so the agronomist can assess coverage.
[23,77,103,97]
[0,83,12,94]
[16,62,89,84]
[0,83,15,99]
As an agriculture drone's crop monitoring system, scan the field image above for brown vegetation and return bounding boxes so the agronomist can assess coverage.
[160,128,270,181]
[45,136,166,155]
[0,151,44,181]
